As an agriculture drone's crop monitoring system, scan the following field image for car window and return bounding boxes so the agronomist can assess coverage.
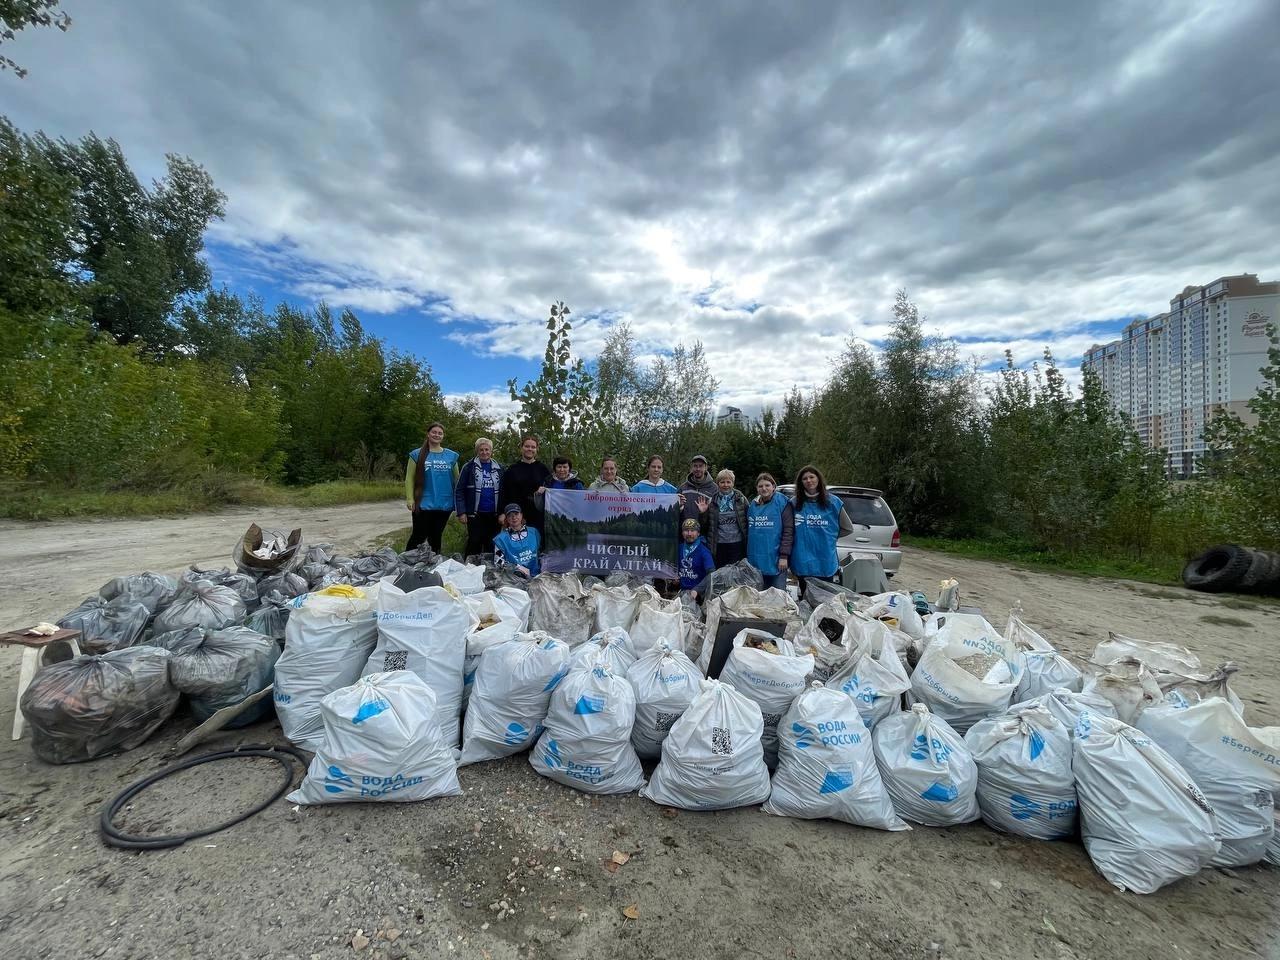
[839,495,894,527]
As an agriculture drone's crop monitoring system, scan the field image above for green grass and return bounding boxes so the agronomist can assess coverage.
[904,535,1184,586]
[0,477,402,520]
[370,517,468,557]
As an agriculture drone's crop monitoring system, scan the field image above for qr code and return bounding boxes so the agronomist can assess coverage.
[711,725,732,756]
[655,711,681,732]
[383,650,409,671]
[761,712,782,729]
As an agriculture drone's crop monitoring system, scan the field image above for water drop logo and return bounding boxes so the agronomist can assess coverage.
[1075,712,1092,741]
[792,721,815,750]
[574,693,606,715]
[352,696,391,725]
[543,738,563,770]
[910,733,930,762]
[1010,794,1042,821]
[1028,729,1045,762]
[323,764,355,794]
[503,721,529,746]
[543,665,570,692]
[920,781,959,803]
[819,769,854,794]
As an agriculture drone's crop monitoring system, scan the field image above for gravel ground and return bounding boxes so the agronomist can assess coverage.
[0,505,1277,960]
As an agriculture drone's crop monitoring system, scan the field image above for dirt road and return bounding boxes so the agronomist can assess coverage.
[0,505,1277,960]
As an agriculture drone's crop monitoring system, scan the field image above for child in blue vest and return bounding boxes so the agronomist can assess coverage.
[678,518,715,600]
[494,504,541,577]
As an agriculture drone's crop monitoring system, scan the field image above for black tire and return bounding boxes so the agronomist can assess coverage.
[1182,544,1252,592]
[1258,550,1280,593]
[1239,548,1272,590]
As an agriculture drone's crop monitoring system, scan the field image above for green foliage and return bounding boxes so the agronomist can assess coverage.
[508,301,606,454]
[1,0,71,78]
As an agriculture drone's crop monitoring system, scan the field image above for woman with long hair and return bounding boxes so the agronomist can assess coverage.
[746,472,794,589]
[404,421,459,552]
[788,464,854,591]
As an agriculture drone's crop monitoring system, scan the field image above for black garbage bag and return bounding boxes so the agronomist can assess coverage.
[98,571,179,614]
[57,596,151,654]
[245,591,292,643]
[149,625,207,656]
[20,646,179,764]
[166,626,280,725]
[348,547,403,584]
[181,566,260,611]
[299,561,330,588]
[304,544,333,565]
[152,581,247,634]
[257,569,308,600]
[399,545,439,567]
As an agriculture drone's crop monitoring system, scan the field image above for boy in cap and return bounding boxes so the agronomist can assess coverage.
[493,503,541,577]
[678,517,715,601]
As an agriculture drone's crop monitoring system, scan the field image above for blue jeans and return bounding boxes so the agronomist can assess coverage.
[760,571,787,590]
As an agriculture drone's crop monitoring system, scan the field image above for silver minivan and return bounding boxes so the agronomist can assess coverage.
[778,483,902,577]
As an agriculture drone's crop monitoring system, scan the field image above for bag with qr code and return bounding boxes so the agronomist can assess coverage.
[626,641,701,760]
[640,678,771,810]
[288,671,461,805]
[364,581,477,749]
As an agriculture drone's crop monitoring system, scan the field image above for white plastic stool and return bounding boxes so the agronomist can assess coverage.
[3,628,83,740]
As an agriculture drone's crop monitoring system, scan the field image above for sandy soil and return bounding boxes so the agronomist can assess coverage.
[0,505,1277,960]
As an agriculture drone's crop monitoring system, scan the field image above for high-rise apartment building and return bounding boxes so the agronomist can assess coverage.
[716,405,747,428]
[1083,274,1278,476]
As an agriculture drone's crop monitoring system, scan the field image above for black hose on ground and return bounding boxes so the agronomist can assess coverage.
[99,743,310,851]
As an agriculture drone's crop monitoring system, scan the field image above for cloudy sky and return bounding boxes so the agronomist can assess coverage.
[6,0,1279,418]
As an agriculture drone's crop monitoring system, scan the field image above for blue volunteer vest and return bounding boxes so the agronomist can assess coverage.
[410,447,459,510]
[789,497,843,577]
[494,527,541,576]
[746,495,789,576]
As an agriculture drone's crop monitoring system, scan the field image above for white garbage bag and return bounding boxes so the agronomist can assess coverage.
[763,682,909,831]
[433,558,485,596]
[459,632,572,765]
[826,620,911,731]
[364,582,476,748]
[1137,698,1279,867]
[528,574,595,646]
[1072,710,1220,893]
[1081,657,1164,724]
[626,641,701,760]
[1091,633,1201,676]
[699,586,804,674]
[568,627,637,675]
[1009,687,1118,733]
[717,629,814,768]
[965,704,1077,839]
[792,601,860,682]
[629,591,686,656]
[909,614,1022,735]
[859,592,926,641]
[288,671,460,805]
[530,663,646,794]
[462,588,531,706]
[872,703,980,826]
[276,584,381,750]
[1006,615,1082,700]
[640,678,772,810]
[591,583,645,634]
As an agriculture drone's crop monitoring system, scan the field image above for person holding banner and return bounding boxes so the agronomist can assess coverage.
[501,435,553,534]
[747,472,794,589]
[588,456,629,493]
[698,468,749,568]
[493,504,541,577]
[455,437,504,559]
[789,464,855,591]
[631,455,679,495]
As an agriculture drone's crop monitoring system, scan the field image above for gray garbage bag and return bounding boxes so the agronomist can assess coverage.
[300,561,332,588]
[166,626,280,726]
[965,704,1077,839]
[245,591,292,643]
[98,571,179,614]
[349,547,404,584]
[1073,710,1220,893]
[698,559,764,602]
[152,581,247,634]
[256,569,308,600]
[19,646,178,764]
[528,574,595,646]
[57,595,151,654]
[305,544,333,565]
[181,566,260,611]
[148,625,207,656]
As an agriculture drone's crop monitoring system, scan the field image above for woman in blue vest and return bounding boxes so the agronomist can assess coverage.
[404,421,459,553]
[788,465,854,592]
[746,472,795,589]
[493,503,541,577]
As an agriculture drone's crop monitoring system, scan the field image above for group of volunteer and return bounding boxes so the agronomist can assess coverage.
[404,423,857,594]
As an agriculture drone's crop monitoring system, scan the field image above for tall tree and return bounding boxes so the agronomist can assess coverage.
[508,301,606,452]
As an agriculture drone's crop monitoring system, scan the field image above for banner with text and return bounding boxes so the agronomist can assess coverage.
[543,489,680,578]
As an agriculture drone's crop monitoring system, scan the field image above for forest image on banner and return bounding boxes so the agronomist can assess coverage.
[543,490,680,578]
